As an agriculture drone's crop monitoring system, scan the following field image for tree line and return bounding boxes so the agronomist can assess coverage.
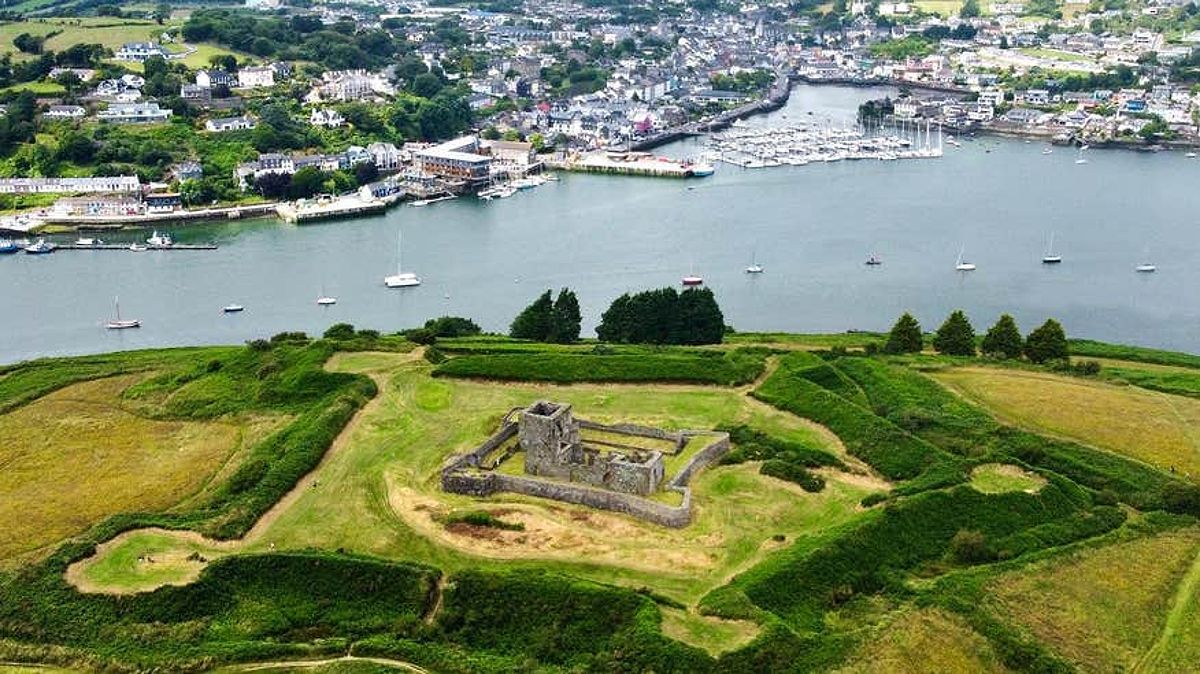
[884,310,1075,366]
[506,286,726,345]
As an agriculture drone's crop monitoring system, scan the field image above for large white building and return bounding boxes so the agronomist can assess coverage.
[237,66,275,89]
[0,176,141,194]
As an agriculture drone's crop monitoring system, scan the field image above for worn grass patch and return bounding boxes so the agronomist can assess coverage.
[985,526,1200,672]
[933,367,1200,481]
[0,375,261,561]
[660,606,760,656]
[970,463,1047,494]
[835,607,1011,673]
[67,528,232,595]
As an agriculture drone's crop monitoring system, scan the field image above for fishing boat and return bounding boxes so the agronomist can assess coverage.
[146,231,173,248]
[690,162,715,177]
[1042,147,1053,155]
[955,246,976,272]
[865,254,883,266]
[222,304,245,313]
[128,243,148,252]
[23,238,55,255]
[0,239,19,254]
[105,296,140,330]
[384,226,421,288]
[1041,233,1062,264]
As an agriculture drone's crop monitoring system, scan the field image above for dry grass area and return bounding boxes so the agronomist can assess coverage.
[985,527,1200,672]
[835,608,1011,674]
[0,375,264,562]
[933,367,1200,480]
[660,606,760,656]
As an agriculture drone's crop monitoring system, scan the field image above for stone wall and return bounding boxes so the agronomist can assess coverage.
[668,434,731,490]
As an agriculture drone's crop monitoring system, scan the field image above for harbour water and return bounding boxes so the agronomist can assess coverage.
[2,84,1199,364]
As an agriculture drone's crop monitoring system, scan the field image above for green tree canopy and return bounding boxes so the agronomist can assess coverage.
[596,287,723,345]
[981,314,1024,359]
[1025,319,1069,363]
[884,312,923,354]
[932,310,976,356]
[549,289,582,343]
[510,290,554,341]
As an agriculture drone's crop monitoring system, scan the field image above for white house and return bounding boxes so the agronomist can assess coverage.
[205,115,257,132]
[237,66,275,89]
[97,102,172,124]
[195,69,236,89]
[977,88,1005,107]
[309,108,346,128]
[44,105,86,119]
[115,42,168,62]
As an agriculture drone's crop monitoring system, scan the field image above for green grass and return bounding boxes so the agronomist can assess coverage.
[1018,47,1094,63]
[969,464,1047,494]
[1070,339,1200,370]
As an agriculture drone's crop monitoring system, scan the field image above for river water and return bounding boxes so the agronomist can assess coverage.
[2,84,1198,364]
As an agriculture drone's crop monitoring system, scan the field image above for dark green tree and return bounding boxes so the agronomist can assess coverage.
[1025,319,1069,363]
[884,312,923,354]
[549,289,582,343]
[323,323,356,340]
[676,287,725,345]
[596,287,723,345]
[422,316,480,338]
[510,290,554,340]
[932,310,976,356]
[981,314,1024,359]
[960,0,981,18]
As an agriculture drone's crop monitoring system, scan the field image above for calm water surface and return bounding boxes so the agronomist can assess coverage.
[2,84,1198,363]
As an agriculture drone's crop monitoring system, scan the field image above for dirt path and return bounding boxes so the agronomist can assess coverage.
[1132,537,1200,673]
[229,655,428,673]
[422,575,446,625]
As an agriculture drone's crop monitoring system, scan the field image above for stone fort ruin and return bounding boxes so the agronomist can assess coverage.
[520,401,664,496]
[441,400,730,527]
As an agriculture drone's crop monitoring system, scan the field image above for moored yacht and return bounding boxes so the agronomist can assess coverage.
[146,231,173,248]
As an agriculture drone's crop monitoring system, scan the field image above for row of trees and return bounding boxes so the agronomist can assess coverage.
[506,286,727,346]
[509,289,582,343]
[885,311,1070,363]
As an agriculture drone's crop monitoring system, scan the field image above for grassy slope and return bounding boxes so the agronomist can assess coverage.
[984,526,1200,671]
[834,608,1011,674]
[934,366,1200,480]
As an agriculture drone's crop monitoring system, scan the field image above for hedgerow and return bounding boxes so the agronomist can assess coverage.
[718,424,844,469]
[752,354,963,485]
[434,348,768,386]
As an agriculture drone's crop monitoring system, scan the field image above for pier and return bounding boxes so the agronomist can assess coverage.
[55,243,218,251]
[39,203,280,229]
[549,151,708,178]
[276,192,402,224]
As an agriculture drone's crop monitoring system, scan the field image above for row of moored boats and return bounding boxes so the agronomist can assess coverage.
[0,231,176,256]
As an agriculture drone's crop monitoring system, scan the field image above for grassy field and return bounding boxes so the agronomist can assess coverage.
[835,608,1011,673]
[969,463,1047,494]
[0,18,162,58]
[71,351,880,615]
[1018,47,1094,63]
[933,367,1200,481]
[912,0,994,17]
[0,374,279,562]
[984,526,1200,671]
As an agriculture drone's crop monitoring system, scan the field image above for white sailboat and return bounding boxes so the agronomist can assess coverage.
[1136,245,1156,272]
[1041,233,1062,264]
[745,251,763,274]
[316,282,337,305]
[682,258,703,285]
[384,226,421,288]
[955,245,976,271]
[105,296,140,329]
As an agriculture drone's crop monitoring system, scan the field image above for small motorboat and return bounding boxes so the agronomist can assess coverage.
[23,238,55,255]
[410,199,430,207]
[1136,263,1157,273]
[128,243,148,252]
[745,264,763,274]
[1187,152,1197,158]
[0,239,19,254]
[316,296,337,305]
[146,231,173,248]
[222,304,245,313]
[865,254,883,266]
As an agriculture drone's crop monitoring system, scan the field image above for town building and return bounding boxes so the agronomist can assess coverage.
[237,66,275,89]
[195,69,237,89]
[145,192,182,213]
[205,115,257,132]
[115,42,168,62]
[309,109,346,128]
[97,102,172,124]
[414,136,492,185]
[44,105,86,119]
[51,195,143,216]
[0,176,141,194]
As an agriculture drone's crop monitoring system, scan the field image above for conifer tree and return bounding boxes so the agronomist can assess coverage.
[884,312,923,354]
[549,288,581,343]
[1025,319,1069,363]
[932,310,976,356]
[981,314,1023,359]
[509,290,553,340]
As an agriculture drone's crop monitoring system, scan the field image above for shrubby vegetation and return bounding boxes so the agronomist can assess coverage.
[434,347,767,386]
[719,424,843,492]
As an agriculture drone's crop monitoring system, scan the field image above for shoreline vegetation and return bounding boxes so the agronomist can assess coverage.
[0,314,1198,672]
